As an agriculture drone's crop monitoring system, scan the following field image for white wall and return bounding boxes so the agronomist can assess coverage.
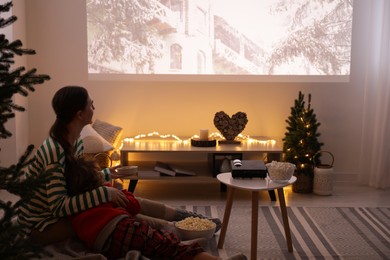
[24,0,371,181]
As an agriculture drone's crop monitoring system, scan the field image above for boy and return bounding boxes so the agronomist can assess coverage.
[65,156,246,260]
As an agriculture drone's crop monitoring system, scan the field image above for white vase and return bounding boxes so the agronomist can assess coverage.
[220,157,232,173]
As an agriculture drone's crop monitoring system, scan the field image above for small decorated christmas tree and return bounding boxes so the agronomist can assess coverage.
[283,91,323,193]
[0,1,50,258]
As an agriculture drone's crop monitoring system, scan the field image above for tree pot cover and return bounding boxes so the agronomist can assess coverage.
[292,172,314,193]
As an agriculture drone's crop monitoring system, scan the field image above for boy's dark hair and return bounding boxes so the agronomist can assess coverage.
[65,156,104,196]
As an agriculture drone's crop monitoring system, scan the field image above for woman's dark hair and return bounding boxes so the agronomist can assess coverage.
[65,156,104,196]
[50,86,89,161]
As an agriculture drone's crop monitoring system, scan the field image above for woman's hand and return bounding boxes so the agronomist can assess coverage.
[107,186,129,208]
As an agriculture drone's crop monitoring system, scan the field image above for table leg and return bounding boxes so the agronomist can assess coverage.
[120,151,128,166]
[220,183,227,192]
[218,186,235,249]
[251,191,259,260]
[277,188,293,252]
[268,190,276,201]
[128,179,138,193]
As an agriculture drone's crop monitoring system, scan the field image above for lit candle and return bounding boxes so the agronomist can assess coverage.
[199,129,209,140]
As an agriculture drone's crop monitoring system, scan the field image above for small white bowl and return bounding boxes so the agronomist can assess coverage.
[175,217,216,241]
[116,166,138,179]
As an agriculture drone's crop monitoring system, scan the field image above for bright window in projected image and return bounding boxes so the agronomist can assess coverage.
[86,0,353,82]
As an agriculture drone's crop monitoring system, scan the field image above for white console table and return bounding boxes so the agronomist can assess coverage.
[120,138,282,193]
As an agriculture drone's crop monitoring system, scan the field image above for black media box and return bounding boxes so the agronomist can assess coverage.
[231,160,268,178]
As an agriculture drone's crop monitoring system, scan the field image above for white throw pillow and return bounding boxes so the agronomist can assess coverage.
[80,124,114,153]
[92,119,123,149]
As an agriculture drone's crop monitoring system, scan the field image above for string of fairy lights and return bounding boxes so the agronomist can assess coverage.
[121,131,276,147]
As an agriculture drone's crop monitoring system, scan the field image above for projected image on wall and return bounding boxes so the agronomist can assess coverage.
[87,0,353,77]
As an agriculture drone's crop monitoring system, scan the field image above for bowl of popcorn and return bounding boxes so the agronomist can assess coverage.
[266,161,296,183]
[175,217,216,240]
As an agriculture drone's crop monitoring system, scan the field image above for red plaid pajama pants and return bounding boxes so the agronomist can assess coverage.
[105,217,204,259]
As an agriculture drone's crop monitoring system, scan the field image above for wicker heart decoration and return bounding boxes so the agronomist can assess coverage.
[214,111,248,141]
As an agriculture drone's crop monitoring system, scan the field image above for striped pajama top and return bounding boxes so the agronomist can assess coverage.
[17,137,111,234]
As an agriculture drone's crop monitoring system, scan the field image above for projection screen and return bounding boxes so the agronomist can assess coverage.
[87,0,353,82]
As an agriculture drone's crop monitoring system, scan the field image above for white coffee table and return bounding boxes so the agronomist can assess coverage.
[217,172,296,260]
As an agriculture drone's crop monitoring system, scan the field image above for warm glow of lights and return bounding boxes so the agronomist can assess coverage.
[121,131,276,146]
[112,161,121,166]
[279,186,293,205]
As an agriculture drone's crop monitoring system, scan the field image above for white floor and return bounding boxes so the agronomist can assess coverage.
[130,179,390,208]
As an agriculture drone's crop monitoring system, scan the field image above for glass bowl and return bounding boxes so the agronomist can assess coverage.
[266,161,296,183]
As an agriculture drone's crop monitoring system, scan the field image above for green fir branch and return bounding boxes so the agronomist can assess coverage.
[1,1,51,258]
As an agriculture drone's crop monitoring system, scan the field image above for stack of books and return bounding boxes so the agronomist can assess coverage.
[153,161,196,176]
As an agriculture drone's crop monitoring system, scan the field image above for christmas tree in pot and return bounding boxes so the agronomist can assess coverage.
[283,91,323,193]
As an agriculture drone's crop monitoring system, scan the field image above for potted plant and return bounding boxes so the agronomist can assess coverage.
[283,91,323,193]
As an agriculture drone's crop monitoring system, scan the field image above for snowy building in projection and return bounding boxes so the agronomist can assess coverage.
[87,0,352,76]
[149,0,265,74]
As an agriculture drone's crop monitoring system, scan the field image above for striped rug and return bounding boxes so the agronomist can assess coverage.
[184,206,390,259]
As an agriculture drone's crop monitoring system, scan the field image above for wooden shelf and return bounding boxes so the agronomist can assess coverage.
[126,160,217,182]
[119,139,282,190]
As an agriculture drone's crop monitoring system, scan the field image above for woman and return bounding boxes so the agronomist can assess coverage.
[18,86,128,244]
[18,86,220,246]
[64,156,247,260]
